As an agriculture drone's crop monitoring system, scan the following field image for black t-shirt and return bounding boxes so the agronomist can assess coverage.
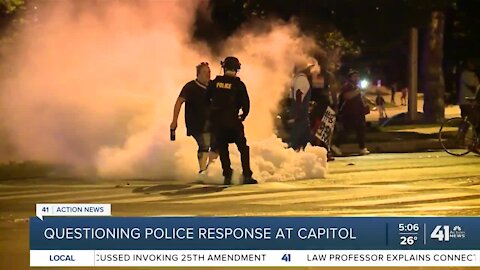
[179,80,209,136]
[339,81,364,118]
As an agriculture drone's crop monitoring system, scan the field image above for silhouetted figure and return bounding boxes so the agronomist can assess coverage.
[206,56,256,185]
[334,70,370,156]
[289,61,314,151]
[390,83,397,104]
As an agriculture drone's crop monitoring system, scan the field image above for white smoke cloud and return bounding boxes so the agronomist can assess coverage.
[0,0,327,182]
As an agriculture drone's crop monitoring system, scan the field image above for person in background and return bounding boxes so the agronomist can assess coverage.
[375,89,387,119]
[332,69,370,156]
[170,62,218,174]
[206,56,257,185]
[390,83,397,104]
[458,59,480,153]
[458,59,479,120]
[289,60,314,152]
[401,87,408,106]
[474,84,480,151]
[309,66,335,161]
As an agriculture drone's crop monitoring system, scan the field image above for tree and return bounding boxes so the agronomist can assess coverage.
[0,0,26,60]
[423,11,446,123]
[0,0,24,14]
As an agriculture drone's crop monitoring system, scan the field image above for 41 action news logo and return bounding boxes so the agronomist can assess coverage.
[430,225,466,242]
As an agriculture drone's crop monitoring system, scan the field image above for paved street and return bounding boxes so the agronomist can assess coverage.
[365,95,460,123]
[1,152,479,269]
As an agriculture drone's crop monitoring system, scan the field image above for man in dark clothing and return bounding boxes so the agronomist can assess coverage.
[310,71,331,124]
[459,59,479,119]
[309,69,335,161]
[170,62,217,174]
[390,83,397,104]
[457,59,480,153]
[334,70,370,155]
[206,56,257,185]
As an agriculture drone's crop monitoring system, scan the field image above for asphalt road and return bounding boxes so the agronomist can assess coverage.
[1,151,479,270]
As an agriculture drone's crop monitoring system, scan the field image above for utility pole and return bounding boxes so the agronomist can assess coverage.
[408,27,418,121]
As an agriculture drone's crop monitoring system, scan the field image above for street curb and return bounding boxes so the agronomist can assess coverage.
[339,138,441,155]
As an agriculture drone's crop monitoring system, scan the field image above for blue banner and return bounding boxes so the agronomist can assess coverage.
[30,217,480,250]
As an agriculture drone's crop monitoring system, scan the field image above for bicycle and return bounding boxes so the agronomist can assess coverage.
[439,97,479,156]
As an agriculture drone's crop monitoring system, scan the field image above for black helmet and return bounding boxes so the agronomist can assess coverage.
[221,56,241,71]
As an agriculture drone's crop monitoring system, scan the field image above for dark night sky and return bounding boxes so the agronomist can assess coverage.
[2,0,480,92]
[199,0,480,90]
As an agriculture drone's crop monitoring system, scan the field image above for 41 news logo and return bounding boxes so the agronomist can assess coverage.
[430,225,466,242]
[282,254,292,262]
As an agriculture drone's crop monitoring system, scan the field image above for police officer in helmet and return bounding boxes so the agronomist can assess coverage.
[206,56,257,185]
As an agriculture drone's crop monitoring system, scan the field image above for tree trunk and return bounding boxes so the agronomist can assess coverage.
[422,11,446,123]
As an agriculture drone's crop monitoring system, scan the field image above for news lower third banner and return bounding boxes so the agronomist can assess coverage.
[30,204,480,267]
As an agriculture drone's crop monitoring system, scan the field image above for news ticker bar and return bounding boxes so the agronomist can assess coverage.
[30,250,480,267]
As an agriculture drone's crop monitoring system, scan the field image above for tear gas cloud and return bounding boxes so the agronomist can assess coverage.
[0,0,327,182]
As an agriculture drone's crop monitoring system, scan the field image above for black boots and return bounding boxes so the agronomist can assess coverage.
[243,177,258,185]
[223,174,258,185]
[224,175,232,185]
